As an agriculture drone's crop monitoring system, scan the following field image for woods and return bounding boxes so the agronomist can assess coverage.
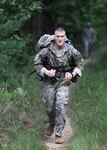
[1,0,107,82]
[0,0,107,91]
[0,0,107,149]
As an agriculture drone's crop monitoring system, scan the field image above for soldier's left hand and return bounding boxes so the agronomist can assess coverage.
[65,72,73,80]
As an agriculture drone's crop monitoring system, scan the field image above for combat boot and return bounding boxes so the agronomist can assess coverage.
[46,124,55,136]
[55,136,63,144]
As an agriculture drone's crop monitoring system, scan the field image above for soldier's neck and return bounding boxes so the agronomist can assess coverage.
[55,44,65,50]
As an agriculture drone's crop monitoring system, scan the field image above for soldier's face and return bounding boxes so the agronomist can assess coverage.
[55,31,66,47]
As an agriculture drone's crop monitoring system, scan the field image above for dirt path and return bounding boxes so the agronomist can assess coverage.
[44,106,74,150]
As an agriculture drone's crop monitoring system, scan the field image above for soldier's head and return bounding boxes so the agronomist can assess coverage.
[86,22,91,28]
[54,27,66,48]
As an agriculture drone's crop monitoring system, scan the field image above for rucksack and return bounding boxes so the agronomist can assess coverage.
[36,34,73,51]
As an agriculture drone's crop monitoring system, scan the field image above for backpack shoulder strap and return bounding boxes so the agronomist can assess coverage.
[67,44,77,57]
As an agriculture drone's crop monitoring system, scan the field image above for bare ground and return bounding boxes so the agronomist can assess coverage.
[43,106,74,150]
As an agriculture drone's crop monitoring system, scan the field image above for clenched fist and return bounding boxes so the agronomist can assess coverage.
[45,69,56,77]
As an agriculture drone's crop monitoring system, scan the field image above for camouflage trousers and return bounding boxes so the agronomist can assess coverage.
[42,83,70,137]
[84,39,93,58]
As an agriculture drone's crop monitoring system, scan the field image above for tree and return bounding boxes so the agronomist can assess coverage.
[0,0,41,83]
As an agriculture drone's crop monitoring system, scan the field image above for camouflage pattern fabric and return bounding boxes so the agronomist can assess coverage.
[34,42,84,137]
[82,24,96,58]
[36,34,55,51]
[34,43,84,79]
[43,83,70,136]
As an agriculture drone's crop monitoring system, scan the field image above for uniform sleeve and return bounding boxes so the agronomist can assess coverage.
[33,48,48,77]
[72,47,84,77]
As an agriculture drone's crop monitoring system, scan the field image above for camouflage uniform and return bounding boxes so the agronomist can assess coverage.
[82,23,96,58]
[34,42,84,137]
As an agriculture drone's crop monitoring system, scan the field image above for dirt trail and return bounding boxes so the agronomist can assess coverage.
[44,106,74,150]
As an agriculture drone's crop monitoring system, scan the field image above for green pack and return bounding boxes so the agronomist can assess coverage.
[36,34,73,51]
[36,34,55,51]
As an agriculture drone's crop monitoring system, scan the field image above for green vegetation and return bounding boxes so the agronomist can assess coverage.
[71,45,107,150]
[1,41,107,150]
[0,0,107,149]
[0,74,46,149]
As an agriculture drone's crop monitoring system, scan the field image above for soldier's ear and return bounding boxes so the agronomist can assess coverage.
[65,35,68,41]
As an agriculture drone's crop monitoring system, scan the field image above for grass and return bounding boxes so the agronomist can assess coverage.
[0,42,107,149]
[70,46,107,150]
[1,129,44,150]
[0,73,46,150]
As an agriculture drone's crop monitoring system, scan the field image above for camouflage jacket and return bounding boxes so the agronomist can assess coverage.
[34,42,84,83]
[82,27,96,44]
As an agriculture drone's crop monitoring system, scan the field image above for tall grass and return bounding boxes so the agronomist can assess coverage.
[1,129,44,150]
[0,69,46,149]
[70,46,107,150]
[0,44,107,149]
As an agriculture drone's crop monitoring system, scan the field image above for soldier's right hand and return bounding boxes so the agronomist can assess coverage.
[45,69,56,77]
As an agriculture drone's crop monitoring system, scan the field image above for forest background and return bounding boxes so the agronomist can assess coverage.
[0,0,107,150]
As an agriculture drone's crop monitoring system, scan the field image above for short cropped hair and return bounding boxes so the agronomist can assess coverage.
[55,27,66,34]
